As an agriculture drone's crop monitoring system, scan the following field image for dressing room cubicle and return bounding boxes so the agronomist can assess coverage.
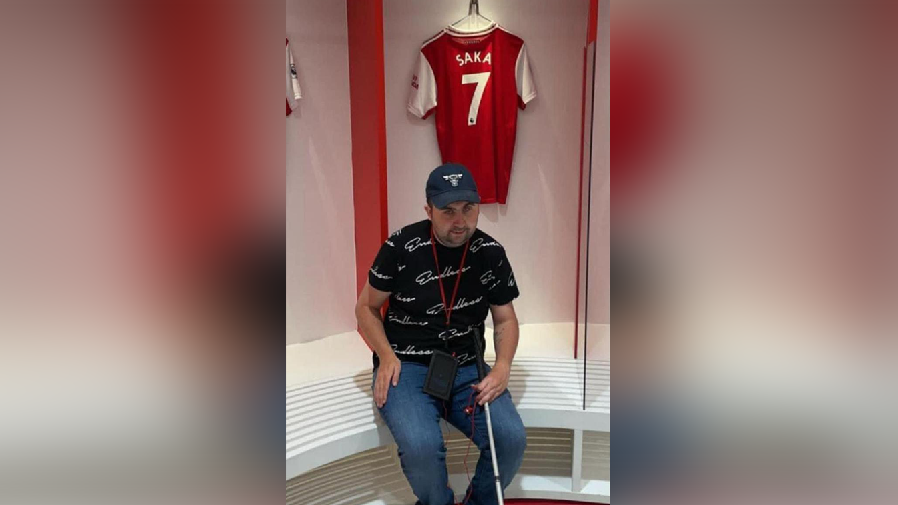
[287,0,609,502]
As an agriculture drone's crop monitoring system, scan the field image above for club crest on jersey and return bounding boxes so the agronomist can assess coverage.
[411,75,419,89]
[456,51,492,67]
[291,64,298,78]
[443,174,463,187]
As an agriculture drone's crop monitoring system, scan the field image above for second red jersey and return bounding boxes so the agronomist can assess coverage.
[408,24,536,205]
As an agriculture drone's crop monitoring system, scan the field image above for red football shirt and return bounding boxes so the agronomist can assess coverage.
[408,24,536,205]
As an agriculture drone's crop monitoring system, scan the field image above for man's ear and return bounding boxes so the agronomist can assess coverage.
[424,203,433,219]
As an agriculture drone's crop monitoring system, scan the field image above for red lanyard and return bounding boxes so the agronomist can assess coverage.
[430,228,470,326]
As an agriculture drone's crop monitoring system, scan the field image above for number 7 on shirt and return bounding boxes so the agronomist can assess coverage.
[462,72,491,126]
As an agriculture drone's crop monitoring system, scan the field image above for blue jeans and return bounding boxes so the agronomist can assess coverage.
[373,362,527,505]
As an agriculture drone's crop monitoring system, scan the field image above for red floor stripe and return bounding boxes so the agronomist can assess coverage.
[504,500,608,505]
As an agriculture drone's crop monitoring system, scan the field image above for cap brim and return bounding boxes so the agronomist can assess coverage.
[431,190,481,209]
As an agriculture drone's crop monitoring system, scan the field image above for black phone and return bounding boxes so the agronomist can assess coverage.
[422,350,458,401]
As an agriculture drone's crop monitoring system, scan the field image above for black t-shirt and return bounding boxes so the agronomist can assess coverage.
[368,220,520,368]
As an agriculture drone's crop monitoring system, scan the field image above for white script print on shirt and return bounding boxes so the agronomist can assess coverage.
[388,314,429,327]
[405,237,433,253]
[370,266,393,280]
[426,296,484,316]
[470,238,501,253]
[416,265,474,287]
[438,325,475,342]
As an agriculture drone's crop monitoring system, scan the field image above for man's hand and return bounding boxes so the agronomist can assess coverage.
[374,356,401,408]
[473,362,511,406]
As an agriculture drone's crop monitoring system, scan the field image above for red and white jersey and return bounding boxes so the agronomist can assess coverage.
[408,24,536,204]
[286,39,302,116]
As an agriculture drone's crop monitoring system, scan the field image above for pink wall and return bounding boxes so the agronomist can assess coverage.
[286,0,357,345]
[587,0,610,327]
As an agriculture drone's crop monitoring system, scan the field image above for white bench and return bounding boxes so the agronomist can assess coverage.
[287,348,610,504]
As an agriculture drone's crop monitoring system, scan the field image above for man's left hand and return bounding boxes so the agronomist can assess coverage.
[473,362,511,405]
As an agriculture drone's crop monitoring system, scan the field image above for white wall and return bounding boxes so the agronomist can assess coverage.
[587,0,610,329]
[286,0,357,345]
[383,0,591,326]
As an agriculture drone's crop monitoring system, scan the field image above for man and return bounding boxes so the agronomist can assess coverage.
[356,164,527,505]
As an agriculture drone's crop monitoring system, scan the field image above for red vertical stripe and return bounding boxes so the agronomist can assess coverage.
[587,0,599,44]
[347,0,389,296]
[136,0,266,279]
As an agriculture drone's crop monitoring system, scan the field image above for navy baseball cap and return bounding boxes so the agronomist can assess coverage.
[425,163,481,209]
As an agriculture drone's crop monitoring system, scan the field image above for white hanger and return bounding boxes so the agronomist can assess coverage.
[449,0,496,34]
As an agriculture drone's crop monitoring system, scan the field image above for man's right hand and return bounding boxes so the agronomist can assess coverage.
[374,356,401,408]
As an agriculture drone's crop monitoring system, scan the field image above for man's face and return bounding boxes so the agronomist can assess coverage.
[425,200,480,248]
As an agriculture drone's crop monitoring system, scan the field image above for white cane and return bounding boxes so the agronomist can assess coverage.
[472,329,504,505]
